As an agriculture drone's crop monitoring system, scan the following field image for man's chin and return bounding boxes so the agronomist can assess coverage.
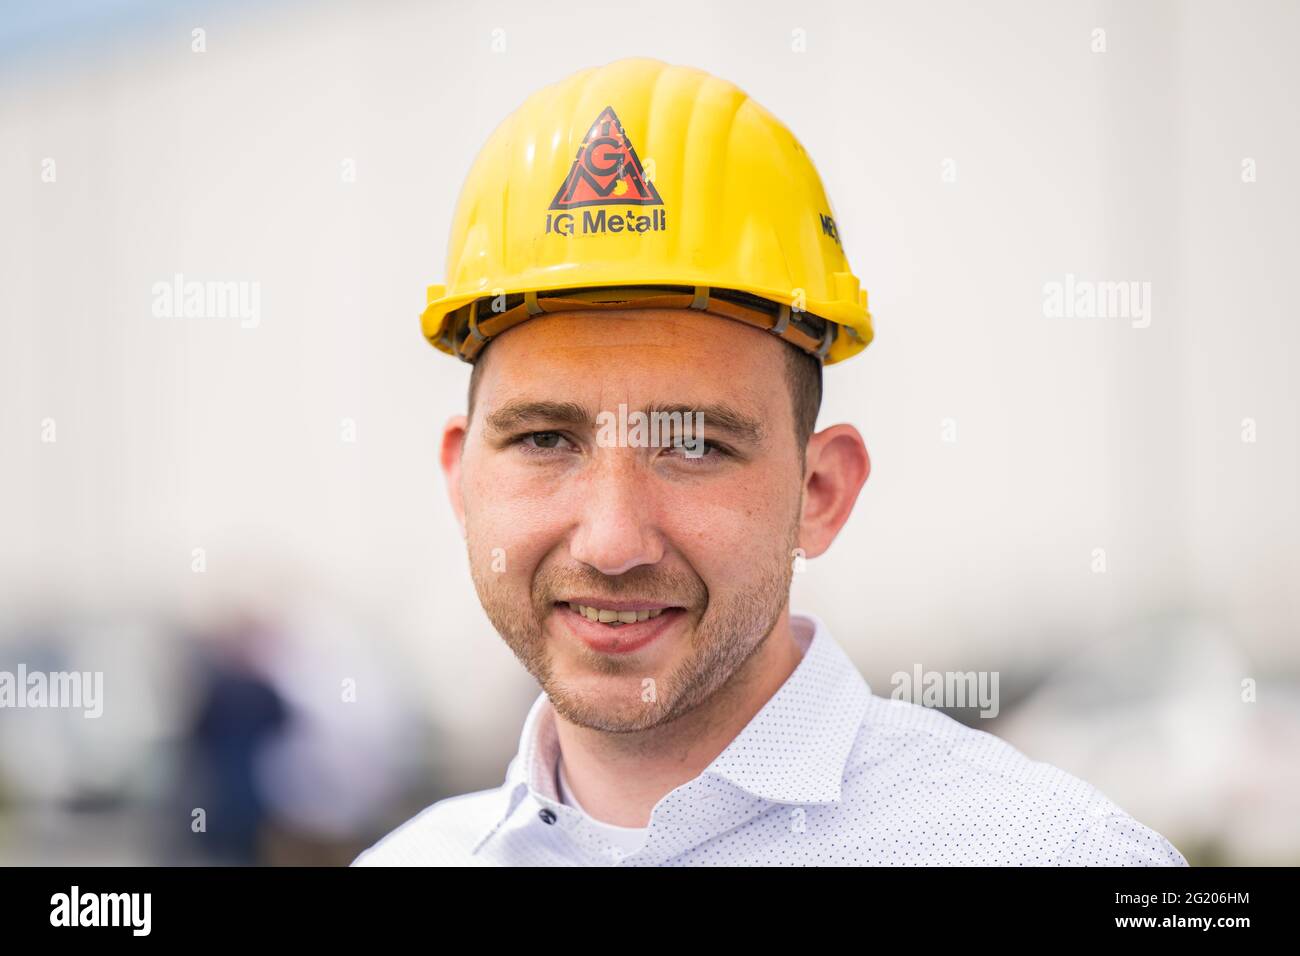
[543,672,673,733]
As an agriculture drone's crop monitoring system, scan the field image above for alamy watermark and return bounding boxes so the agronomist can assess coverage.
[891,664,1000,718]
[152,273,261,328]
[0,665,103,718]
[595,402,705,457]
[50,886,150,936]
[1043,273,1151,328]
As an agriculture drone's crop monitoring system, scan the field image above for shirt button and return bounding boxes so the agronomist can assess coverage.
[538,808,557,825]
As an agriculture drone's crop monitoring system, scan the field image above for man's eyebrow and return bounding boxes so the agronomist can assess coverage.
[483,400,594,436]
[482,399,766,445]
[643,402,766,445]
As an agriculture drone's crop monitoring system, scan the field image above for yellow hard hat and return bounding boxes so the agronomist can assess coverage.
[421,57,874,365]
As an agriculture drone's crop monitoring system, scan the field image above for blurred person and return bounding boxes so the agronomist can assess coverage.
[251,595,422,866]
[181,613,288,865]
[354,58,1187,866]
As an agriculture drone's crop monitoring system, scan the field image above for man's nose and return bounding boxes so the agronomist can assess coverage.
[568,454,665,576]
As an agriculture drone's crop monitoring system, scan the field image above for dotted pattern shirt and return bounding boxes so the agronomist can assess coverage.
[556,753,649,855]
[352,611,1189,866]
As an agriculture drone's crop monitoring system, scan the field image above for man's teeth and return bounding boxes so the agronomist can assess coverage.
[568,603,666,626]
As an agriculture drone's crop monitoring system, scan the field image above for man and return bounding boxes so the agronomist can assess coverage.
[354,58,1187,866]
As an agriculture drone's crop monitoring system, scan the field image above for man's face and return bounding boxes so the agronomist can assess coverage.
[451,309,805,734]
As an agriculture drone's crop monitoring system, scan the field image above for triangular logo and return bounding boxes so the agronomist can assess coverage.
[549,106,663,210]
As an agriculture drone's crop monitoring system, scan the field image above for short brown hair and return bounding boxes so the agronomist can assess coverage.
[783,342,822,467]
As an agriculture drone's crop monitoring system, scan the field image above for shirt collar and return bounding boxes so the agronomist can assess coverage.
[471,609,871,855]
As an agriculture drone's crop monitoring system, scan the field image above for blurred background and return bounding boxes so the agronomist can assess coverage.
[1,0,1297,865]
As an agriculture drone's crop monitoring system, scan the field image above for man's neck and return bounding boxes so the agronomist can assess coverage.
[551,608,805,828]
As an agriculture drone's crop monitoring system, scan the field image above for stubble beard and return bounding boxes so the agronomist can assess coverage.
[466,512,800,735]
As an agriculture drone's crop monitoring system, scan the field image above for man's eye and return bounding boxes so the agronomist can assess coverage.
[665,439,726,462]
[516,431,572,454]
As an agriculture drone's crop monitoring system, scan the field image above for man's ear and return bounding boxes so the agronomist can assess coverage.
[440,414,469,539]
[797,423,871,559]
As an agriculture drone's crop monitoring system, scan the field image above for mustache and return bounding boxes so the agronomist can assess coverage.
[536,567,704,609]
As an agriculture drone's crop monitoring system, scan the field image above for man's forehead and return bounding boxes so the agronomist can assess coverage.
[481,307,785,368]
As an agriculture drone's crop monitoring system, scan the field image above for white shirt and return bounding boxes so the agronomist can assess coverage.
[556,754,649,855]
[353,611,1189,866]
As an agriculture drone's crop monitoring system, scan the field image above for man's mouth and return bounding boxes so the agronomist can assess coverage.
[563,602,668,626]
[552,599,687,654]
